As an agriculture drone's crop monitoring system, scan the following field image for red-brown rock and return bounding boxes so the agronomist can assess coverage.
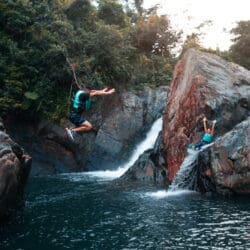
[163,49,250,181]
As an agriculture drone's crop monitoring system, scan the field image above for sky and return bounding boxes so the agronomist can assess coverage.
[143,0,250,51]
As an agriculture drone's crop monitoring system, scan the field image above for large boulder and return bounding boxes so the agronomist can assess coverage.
[163,49,250,181]
[210,118,250,194]
[169,119,249,195]
[0,118,31,220]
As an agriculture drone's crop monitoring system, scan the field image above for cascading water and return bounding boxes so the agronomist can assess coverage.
[145,148,200,199]
[169,149,199,191]
[147,143,214,198]
[85,117,163,180]
[169,143,214,192]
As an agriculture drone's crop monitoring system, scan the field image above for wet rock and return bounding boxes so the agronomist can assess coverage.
[181,118,250,195]
[163,49,250,181]
[85,86,168,170]
[0,119,31,220]
[4,119,88,176]
[5,86,167,175]
[168,148,216,194]
[118,133,168,186]
[210,118,250,194]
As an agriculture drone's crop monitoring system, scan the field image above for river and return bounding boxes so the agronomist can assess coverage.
[0,118,250,249]
[0,175,249,250]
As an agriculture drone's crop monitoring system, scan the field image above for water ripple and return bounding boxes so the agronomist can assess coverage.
[1,179,249,250]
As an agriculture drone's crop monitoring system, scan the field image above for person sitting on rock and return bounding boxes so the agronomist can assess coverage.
[194,117,216,150]
[65,85,115,141]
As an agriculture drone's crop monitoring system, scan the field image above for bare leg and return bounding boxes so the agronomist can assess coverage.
[71,121,93,133]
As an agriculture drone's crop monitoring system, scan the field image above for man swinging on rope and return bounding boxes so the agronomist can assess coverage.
[65,85,115,141]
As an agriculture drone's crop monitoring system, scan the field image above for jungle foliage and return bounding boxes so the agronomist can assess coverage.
[0,0,179,120]
[229,20,250,70]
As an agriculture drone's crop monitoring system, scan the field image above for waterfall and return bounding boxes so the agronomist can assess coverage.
[169,149,199,191]
[146,148,200,198]
[85,117,163,180]
[169,143,214,191]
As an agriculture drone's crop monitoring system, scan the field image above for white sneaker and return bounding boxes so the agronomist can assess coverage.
[65,128,75,141]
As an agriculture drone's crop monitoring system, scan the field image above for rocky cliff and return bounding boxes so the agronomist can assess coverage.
[0,118,31,220]
[5,86,167,175]
[169,118,249,195]
[209,118,250,194]
[87,86,168,170]
[162,49,250,194]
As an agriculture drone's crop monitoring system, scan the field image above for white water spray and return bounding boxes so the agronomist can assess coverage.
[85,117,163,180]
[145,189,196,199]
[145,149,200,198]
[169,149,199,191]
[148,143,215,198]
[169,143,214,192]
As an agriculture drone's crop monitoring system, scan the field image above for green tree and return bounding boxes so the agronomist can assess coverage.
[0,1,71,118]
[180,33,202,56]
[0,0,179,120]
[97,0,129,28]
[65,0,96,29]
[79,23,134,84]
[134,0,144,16]
[230,20,250,69]
[132,13,180,56]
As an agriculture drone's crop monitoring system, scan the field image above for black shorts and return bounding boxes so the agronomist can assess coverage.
[68,112,85,126]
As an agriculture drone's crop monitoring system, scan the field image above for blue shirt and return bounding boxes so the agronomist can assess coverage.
[202,133,212,143]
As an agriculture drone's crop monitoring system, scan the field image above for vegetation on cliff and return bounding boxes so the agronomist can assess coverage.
[0,0,178,120]
[0,0,249,121]
[229,20,250,70]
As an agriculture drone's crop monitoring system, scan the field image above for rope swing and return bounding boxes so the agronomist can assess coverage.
[66,57,83,89]
[65,57,84,113]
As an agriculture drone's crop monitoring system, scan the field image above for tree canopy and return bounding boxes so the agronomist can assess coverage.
[0,0,179,120]
[229,20,250,70]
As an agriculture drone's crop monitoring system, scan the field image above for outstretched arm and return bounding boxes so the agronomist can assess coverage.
[211,120,216,135]
[203,117,208,133]
[90,88,116,97]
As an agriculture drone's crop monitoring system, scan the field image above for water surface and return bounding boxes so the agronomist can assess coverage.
[1,117,249,249]
[0,174,249,250]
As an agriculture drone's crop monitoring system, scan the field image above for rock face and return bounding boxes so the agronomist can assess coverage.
[174,118,250,195]
[163,49,250,182]
[6,86,167,175]
[0,118,31,220]
[118,133,168,185]
[87,86,168,170]
[4,119,90,176]
[210,118,250,194]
